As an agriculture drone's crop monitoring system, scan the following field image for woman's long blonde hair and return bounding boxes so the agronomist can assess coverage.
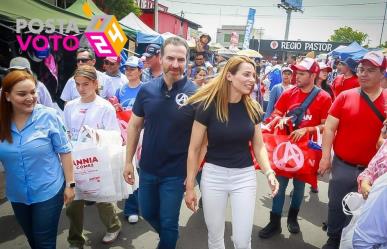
[186,55,263,123]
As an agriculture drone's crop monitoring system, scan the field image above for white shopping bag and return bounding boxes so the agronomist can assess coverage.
[94,128,139,200]
[339,192,365,249]
[72,126,116,202]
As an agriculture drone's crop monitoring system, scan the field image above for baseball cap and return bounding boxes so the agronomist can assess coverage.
[359,51,387,70]
[200,33,212,43]
[291,57,320,74]
[318,62,332,72]
[281,66,293,73]
[105,56,121,63]
[9,57,32,74]
[339,57,358,73]
[125,56,144,69]
[143,44,161,57]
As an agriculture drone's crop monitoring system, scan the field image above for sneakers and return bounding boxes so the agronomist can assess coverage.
[102,229,121,244]
[128,214,139,224]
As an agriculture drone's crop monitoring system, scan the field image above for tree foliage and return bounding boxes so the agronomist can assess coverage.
[379,41,387,48]
[329,26,368,45]
[94,0,141,20]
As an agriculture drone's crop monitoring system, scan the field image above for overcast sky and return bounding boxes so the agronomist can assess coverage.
[159,0,386,47]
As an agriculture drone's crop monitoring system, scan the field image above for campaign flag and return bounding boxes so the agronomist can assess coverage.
[252,134,321,188]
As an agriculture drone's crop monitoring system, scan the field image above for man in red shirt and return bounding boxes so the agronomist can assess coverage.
[319,51,387,249]
[259,57,332,239]
[332,57,359,97]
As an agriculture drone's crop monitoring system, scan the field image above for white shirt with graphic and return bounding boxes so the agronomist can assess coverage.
[63,95,119,141]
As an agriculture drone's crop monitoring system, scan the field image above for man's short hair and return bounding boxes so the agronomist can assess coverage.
[76,47,95,60]
[161,37,189,58]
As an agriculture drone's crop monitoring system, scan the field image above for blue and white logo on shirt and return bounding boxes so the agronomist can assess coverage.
[175,93,188,107]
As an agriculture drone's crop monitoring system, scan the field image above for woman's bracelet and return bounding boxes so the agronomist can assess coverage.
[265,169,275,178]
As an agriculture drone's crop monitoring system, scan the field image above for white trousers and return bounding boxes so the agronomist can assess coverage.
[201,163,257,249]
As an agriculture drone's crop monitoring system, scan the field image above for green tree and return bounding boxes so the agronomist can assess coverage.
[329,26,368,45]
[94,0,141,20]
[379,41,387,48]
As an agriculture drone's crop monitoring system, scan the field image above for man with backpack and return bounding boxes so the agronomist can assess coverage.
[259,57,332,239]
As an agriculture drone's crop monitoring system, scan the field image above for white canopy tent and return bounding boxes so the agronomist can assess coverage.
[119,13,163,44]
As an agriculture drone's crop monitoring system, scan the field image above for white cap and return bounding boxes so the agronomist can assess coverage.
[360,51,386,69]
[125,56,144,69]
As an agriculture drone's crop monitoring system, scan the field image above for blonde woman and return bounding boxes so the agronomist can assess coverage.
[184,56,279,249]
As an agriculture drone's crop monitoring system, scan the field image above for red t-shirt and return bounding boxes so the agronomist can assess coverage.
[329,88,386,166]
[275,87,332,129]
[332,74,359,97]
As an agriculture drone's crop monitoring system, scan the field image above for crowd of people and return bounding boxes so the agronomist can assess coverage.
[0,33,386,249]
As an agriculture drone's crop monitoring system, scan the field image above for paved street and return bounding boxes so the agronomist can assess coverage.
[0,173,330,249]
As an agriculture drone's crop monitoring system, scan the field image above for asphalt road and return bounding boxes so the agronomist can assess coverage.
[0,173,330,249]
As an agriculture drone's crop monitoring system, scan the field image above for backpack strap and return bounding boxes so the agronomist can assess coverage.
[292,87,321,128]
[358,89,385,123]
[301,86,321,110]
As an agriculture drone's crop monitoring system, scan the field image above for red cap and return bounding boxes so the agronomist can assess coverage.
[105,56,121,63]
[318,62,332,73]
[359,51,387,70]
[291,57,320,74]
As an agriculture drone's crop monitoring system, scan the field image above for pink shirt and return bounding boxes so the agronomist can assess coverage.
[357,139,387,192]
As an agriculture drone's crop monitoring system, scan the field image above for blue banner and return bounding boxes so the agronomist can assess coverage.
[242,8,256,50]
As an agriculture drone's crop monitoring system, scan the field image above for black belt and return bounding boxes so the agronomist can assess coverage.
[335,155,366,171]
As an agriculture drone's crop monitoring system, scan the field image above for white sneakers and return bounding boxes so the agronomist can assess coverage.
[128,214,139,224]
[101,229,121,244]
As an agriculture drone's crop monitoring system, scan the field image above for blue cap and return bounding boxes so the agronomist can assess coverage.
[340,57,358,74]
[142,44,161,57]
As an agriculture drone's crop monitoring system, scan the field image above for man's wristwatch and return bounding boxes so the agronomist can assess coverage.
[66,181,76,188]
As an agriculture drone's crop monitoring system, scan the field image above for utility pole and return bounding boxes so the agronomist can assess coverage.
[284,9,292,41]
[380,1,387,46]
[154,0,159,32]
[277,1,303,60]
[179,10,184,37]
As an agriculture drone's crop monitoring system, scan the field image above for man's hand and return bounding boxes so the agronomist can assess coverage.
[318,157,332,176]
[290,127,308,142]
[123,162,135,185]
[275,116,292,130]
